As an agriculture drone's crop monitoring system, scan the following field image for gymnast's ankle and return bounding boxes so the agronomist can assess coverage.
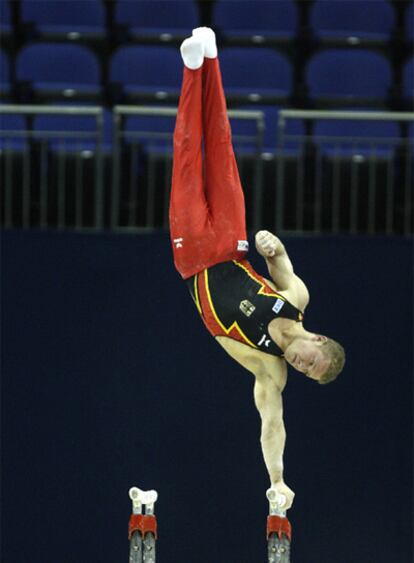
[192,27,218,59]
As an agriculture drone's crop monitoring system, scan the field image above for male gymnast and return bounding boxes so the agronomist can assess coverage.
[169,28,346,511]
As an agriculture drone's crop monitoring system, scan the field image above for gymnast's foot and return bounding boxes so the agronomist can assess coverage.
[180,36,204,69]
[192,26,218,59]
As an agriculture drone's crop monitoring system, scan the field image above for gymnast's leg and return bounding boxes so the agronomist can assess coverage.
[169,37,215,279]
[200,31,248,261]
[170,31,249,278]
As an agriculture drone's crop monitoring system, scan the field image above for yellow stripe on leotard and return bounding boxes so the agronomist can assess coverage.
[232,260,285,300]
[193,274,202,315]
[204,269,258,349]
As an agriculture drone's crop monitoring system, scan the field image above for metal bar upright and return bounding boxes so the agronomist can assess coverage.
[111,111,122,229]
[266,487,291,563]
[4,144,13,227]
[94,111,104,230]
[128,487,158,563]
[404,141,413,235]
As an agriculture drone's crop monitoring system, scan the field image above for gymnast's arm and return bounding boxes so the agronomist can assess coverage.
[255,230,309,304]
[254,362,295,510]
[217,336,295,509]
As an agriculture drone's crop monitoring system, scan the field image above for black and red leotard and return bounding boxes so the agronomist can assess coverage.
[186,259,303,357]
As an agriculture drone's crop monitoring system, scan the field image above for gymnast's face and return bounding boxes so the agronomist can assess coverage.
[284,335,330,380]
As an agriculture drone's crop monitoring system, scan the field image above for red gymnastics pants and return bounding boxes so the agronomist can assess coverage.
[169,57,249,280]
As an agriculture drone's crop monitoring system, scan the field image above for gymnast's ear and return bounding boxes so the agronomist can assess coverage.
[312,334,328,343]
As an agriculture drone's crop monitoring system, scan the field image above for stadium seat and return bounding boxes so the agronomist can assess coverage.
[403,56,413,105]
[123,110,176,150]
[110,46,182,102]
[229,106,267,153]
[101,109,113,151]
[16,43,101,101]
[313,113,400,157]
[272,109,306,153]
[29,102,111,152]
[115,0,198,40]
[407,123,414,160]
[0,0,12,38]
[21,0,105,40]
[406,3,413,41]
[310,0,395,44]
[0,112,28,150]
[0,49,10,97]
[306,49,392,105]
[33,113,99,152]
[212,0,297,43]
[230,105,305,153]
[219,47,292,103]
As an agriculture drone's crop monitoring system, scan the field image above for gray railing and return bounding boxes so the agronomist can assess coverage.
[1,105,412,235]
[0,104,104,229]
[276,110,414,236]
[111,105,265,230]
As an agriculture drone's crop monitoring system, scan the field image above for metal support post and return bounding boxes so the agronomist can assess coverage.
[266,487,292,563]
[128,487,158,563]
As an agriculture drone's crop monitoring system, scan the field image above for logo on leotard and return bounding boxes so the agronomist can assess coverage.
[258,334,271,348]
[272,298,285,314]
[237,240,249,251]
[240,299,255,317]
[173,237,183,249]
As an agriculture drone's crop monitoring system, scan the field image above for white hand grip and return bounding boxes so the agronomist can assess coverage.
[140,490,158,506]
[266,487,286,508]
[129,487,158,506]
[129,487,141,501]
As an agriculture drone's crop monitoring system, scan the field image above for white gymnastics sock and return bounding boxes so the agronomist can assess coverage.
[180,36,204,69]
[192,27,218,59]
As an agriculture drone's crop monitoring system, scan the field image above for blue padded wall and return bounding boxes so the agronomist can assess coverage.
[2,230,412,562]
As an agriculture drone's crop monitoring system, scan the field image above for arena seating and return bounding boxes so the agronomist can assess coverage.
[230,105,305,153]
[403,56,414,105]
[310,0,395,44]
[0,113,27,150]
[212,0,297,43]
[1,0,412,233]
[406,2,414,40]
[16,43,101,101]
[0,0,11,38]
[229,105,273,153]
[313,113,400,156]
[29,101,113,150]
[408,122,414,151]
[0,49,10,98]
[115,0,198,41]
[219,47,292,104]
[305,49,392,106]
[33,113,100,151]
[121,103,306,156]
[21,0,105,39]
[109,45,182,102]
[1,0,410,110]
[123,111,176,150]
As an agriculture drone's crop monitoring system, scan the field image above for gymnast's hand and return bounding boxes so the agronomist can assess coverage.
[269,480,295,511]
[255,230,282,258]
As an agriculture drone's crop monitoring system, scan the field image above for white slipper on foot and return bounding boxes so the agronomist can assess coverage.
[192,27,218,59]
[180,36,204,69]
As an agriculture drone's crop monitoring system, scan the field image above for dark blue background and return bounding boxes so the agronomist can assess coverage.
[2,230,412,563]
